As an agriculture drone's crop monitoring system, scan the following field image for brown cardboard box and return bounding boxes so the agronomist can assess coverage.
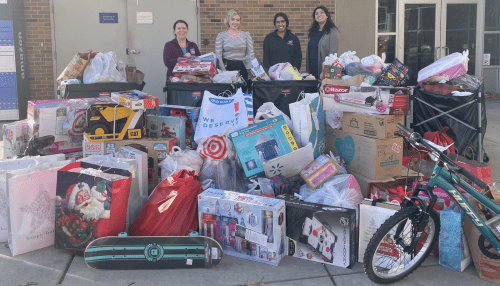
[83,137,176,192]
[325,126,403,180]
[342,112,404,140]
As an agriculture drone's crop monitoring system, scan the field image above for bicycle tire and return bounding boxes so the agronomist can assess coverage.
[363,206,440,284]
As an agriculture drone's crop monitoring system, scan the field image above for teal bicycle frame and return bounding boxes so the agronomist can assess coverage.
[426,163,500,254]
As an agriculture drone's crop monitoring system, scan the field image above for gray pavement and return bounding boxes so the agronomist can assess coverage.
[1,98,500,286]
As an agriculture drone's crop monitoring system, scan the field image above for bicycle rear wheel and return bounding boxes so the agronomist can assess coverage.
[363,206,440,284]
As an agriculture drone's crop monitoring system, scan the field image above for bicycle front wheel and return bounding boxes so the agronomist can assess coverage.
[363,206,440,284]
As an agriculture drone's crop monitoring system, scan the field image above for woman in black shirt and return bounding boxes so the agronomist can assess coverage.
[263,13,302,72]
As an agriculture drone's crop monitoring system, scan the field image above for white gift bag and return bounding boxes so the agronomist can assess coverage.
[289,93,325,158]
[78,153,146,229]
[358,199,400,263]
[0,154,66,242]
[6,160,70,256]
[194,88,248,144]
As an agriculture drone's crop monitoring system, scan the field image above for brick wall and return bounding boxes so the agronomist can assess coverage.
[23,0,55,101]
[199,0,336,73]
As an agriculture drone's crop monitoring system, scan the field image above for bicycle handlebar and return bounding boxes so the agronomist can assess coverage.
[396,123,487,189]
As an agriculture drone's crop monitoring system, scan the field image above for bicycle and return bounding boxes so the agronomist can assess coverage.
[363,123,500,284]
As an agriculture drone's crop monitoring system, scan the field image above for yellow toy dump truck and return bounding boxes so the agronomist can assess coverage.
[84,102,145,141]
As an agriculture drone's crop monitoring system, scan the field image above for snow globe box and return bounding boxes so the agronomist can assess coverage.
[198,188,286,266]
[230,115,299,178]
[277,194,356,268]
[153,105,200,149]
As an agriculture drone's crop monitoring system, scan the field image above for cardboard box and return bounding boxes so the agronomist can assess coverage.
[153,105,200,149]
[278,194,356,268]
[325,126,403,180]
[299,154,341,189]
[146,115,187,149]
[111,90,159,110]
[322,86,409,115]
[350,167,420,198]
[230,115,299,178]
[321,75,376,88]
[198,188,286,266]
[2,120,28,159]
[173,61,217,78]
[83,137,176,192]
[342,112,404,140]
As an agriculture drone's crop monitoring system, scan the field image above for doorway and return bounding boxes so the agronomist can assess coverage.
[397,0,483,86]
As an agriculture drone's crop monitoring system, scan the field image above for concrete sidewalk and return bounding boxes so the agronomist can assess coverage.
[1,98,499,286]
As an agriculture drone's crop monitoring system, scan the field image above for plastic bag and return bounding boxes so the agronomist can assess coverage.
[450,74,482,93]
[129,170,203,236]
[254,102,293,128]
[83,51,127,84]
[160,146,203,181]
[303,174,363,210]
[246,177,275,197]
[197,133,245,192]
[423,126,455,154]
[361,53,386,76]
[212,70,244,84]
[268,62,302,81]
[417,50,469,86]
[325,110,343,129]
[345,62,376,77]
[338,51,360,68]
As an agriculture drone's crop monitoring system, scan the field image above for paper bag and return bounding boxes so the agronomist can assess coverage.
[126,65,145,85]
[56,51,94,83]
[6,161,70,256]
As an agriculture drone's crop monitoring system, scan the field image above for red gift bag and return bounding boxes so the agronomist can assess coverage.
[129,169,203,236]
[55,162,132,253]
[423,126,455,154]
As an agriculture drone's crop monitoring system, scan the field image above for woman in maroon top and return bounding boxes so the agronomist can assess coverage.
[163,20,201,80]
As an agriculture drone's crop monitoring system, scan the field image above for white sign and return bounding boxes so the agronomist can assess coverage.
[137,12,153,24]
[484,53,491,66]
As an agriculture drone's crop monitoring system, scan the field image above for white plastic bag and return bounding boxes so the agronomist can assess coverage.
[268,62,302,81]
[303,174,363,211]
[325,110,343,129]
[360,53,386,76]
[160,146,203,181]
[212,70,243,84]
[417,50,469,86]
[194,88,248,144]
[83,51,127,84]
[338,51,360,68]
[254,102,293,128]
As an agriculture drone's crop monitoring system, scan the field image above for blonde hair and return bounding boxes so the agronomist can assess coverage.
[224,9,241,28]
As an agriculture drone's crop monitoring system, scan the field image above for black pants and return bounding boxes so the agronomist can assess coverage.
[223,59,252,93]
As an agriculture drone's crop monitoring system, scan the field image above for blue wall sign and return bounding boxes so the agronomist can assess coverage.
[99,13,118,24]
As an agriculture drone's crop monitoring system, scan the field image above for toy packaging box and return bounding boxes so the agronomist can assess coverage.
[322,86,409,115]
[153,105,200,149]
[277,194,357,268]
[230,115,299,178]
[172,61,217,78]
[198,188,286,266]
[111,90,159,110]
[2,119,28,159]
[83,137,176,192]
[146,115,187,149]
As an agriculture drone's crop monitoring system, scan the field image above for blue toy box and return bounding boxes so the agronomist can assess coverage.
[198,188,286,266]
[229,115,298,178]
[153,105,200,149]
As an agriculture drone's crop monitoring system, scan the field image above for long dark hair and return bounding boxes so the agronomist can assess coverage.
[308,6,336,38]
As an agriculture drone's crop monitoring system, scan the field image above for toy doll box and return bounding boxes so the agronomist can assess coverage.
[322,86,409,115]
[230,115,299,178]
[278,194,357,268]
[198,188,286,266]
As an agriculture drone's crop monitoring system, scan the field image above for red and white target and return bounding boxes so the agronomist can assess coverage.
[199,135,228,160]
[68,108,87,136]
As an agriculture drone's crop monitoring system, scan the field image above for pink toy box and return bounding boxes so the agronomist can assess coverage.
[198,188,286,266]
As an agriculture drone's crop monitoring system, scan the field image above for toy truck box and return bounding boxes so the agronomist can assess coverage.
[198,188,286,266]
[146,115,187,149]
[153,105,200,149]
[323,86,409,115]
[230,115,299,178]
[277,194,357,268]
